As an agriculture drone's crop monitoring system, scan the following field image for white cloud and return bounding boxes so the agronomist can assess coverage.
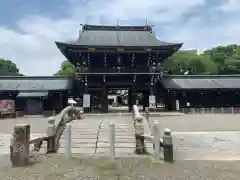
[0,0,240,75]
[218,0,240,12]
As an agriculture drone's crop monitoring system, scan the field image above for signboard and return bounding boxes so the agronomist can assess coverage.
[0,100,15,115]
[88,48,96,52]
[149,95,156,105]
[68,98,77,105]
[176,100,180,111]
[83,94,90,108]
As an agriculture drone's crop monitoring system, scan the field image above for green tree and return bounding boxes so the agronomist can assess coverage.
[54,61,76,76]
[205,44,240,74]
[0,58,23,76]
[163,45,240,75]
[164,51,217,75]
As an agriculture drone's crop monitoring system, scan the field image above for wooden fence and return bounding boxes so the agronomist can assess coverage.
[181,107,240,114]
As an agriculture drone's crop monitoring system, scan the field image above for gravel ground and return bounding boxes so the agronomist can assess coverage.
[2,114,240,134]
[155,114,240,132]
[0,117,48,134]
[0,155,240,180]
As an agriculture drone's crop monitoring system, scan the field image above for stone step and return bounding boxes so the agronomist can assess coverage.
[60,135,136,139]
[71,130,135,134]
[58,147,136,154]
[72,121,133,124]
[70,127,133,130]
[59,143,138,148]
[59,142,153,148]
[70,134,135,138]
[72,128,134,132]
[59,138,136,143]
[70,132,135,136]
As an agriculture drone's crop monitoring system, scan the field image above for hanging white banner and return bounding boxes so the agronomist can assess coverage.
[149,95,156,105]
[176,100,180,111]
[83,94,90,108]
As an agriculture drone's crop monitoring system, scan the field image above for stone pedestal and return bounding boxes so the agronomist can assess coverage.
[134,116,145,154]
[47,117,57,153]
[10,124,30,166]
[163,129,173,162]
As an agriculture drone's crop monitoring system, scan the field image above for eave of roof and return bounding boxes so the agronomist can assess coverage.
[55,24,183,49]
[162,75,240,90]
[164,75,240,78]
[17,92,49,97]
[81,24,154,32]
[0,76,73,91]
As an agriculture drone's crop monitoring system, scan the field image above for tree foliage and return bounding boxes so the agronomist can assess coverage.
[0,58,23,76]
[54,61,76,76]
[55,44,240,76]
[164,44,240,75]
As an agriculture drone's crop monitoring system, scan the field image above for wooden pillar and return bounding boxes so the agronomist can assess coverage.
[132,91,137,106]
[179,91,187,109]
[47,117,56,153]
[128,89,132,112]
[142,91,149,111]
[10,124,30,166]
[100,84,108,113]
[128,86,136,112]
[166,90,175,111]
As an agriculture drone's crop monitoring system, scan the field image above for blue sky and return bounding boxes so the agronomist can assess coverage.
[0,0,240,75]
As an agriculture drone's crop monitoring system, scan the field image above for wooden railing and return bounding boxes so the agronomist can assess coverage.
[181,107,240,114]
[10,106,84,166]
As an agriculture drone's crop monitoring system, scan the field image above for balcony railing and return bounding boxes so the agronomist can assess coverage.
[76,68,161,74]
[180,107,240,114]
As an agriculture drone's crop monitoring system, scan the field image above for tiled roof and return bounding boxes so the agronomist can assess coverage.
[56,24,183,48]
[0,77,72,91]
[17,92,48,97]
[74,30,181,47]
[162,75,240,89]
